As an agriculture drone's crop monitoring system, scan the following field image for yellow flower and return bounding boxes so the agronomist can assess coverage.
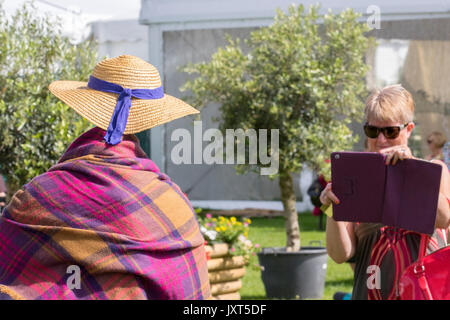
[219,216,225,221]
[230,217,236,224]
[212,218,217,222]
[215,227,221,232]
[244,232,249,238]
[236,222,242,226]
[221,226,227,232]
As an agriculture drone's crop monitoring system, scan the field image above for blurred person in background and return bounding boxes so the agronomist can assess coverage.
[0,175,6,213]
[425,131,447,161]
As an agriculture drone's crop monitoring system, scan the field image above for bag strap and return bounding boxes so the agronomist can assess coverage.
[414,233,434,300]
[368,226,417,300]
[418,233,429,260]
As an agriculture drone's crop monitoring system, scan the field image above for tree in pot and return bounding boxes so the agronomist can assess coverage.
[181,4,373,297]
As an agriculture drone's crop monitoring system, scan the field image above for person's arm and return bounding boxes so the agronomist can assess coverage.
[431,160,450,230]
[320,183,356,264]
[326,217,356,264]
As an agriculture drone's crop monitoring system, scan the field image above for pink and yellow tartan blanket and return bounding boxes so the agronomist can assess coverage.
[0,127,210,300]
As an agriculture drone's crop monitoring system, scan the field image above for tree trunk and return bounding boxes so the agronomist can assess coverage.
[279,172,301,252]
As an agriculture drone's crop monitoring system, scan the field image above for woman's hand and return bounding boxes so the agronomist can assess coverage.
[379,144,413,165]
[320,183,340,206]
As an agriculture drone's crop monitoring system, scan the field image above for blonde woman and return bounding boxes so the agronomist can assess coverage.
[320,84,450,300]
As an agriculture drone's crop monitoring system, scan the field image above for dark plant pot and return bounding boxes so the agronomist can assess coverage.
[257,244,328,299]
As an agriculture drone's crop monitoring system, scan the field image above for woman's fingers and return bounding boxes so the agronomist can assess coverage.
[385,151,393,165]
[327,190,340,205]
[392,152,399,165]
[320,183,340,206]
[320,184,331,206]
[380,145,412,165]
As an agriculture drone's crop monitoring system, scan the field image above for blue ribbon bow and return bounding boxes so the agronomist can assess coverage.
[87,75,164,145]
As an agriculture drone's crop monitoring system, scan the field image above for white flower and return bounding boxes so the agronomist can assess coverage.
[205,230,217,241]
[200,226,208,234]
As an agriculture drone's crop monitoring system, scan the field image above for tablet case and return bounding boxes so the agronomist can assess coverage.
[331,152,442,235]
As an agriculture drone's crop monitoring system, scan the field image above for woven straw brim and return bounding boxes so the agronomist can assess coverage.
[49,80,199,134]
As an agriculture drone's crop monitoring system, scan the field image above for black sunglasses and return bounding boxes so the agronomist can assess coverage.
[363,123,409,139]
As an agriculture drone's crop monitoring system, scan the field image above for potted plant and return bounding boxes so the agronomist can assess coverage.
[183,5,373,299]
[196,209,260,300]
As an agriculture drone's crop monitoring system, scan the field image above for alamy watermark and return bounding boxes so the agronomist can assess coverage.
[171,121,279,176]
[367,265,381,290]
[66,265,81,290]
[366,5,381,30]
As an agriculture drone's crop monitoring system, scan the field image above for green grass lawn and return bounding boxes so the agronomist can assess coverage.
[239,213,354,300]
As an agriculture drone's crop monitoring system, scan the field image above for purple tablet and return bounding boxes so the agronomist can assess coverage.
[331,151,441,235]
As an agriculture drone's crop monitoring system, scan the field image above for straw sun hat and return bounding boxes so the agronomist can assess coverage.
[49,55,199,143]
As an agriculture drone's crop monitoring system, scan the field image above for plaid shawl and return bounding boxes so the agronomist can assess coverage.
[0,127,210,300]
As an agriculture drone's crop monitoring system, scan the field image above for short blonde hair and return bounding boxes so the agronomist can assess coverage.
[428,131,447,148]
[364,84,414,124]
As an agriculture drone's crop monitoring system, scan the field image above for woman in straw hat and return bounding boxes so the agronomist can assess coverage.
[0,55,211,300]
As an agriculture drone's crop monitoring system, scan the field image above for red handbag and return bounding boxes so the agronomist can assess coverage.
[399,234,450,300]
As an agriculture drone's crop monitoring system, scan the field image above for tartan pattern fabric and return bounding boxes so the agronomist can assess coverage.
[0,127,210,300]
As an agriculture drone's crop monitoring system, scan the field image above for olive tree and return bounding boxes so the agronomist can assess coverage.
[182,4,373,251]
[0,2,98,195]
